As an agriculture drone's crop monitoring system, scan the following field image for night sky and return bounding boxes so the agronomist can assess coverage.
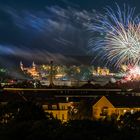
[0,0,140,68]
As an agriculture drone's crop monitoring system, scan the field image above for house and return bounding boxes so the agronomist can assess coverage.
[92,96,140,120]
[43,95,140,122]
[42,102,72,122]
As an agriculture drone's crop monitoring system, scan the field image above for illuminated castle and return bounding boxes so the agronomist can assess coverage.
[96,67,110,75]
[20,61,40,79]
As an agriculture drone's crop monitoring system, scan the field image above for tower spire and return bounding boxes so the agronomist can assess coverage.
[20,61,24,70]
[32,61,36,68]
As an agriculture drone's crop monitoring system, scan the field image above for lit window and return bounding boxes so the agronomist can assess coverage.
[52,105,57,110]
[62,106,65,110]
[131,109,134,114]
[62,114,65,120]
[100,107,108,116]
[123,110,127,113]
[42,105,48,110]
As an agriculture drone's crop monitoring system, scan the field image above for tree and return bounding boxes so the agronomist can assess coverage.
[119,111,140,130]
[0,101,54,124]
[15,101,46,122]
[68,99,93,120]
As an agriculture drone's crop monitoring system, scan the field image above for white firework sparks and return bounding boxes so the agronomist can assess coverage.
[88,4,140,68]
[105,23,140,67]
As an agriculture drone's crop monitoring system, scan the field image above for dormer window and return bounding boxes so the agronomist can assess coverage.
[52,105,57,110]
[100,106,108,116]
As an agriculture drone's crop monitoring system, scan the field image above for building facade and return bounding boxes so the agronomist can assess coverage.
[42,102,71,122]
[43,96,140,122]
[92,96,140,120]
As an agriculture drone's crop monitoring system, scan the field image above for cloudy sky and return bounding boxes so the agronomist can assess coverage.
[0,0,139,68]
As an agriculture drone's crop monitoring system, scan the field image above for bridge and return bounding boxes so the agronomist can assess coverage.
[3,88,132,91]
[0,88,134,102]
[2,87,133,96]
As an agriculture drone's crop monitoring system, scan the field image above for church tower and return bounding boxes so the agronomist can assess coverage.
[32,61,36,69]
[20,61,24,71]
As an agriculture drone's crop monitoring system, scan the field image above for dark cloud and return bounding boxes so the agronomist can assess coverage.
[0,5,96,68]
[0,0,140,69]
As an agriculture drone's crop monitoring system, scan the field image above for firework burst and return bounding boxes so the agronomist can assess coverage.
[88,4,140,68]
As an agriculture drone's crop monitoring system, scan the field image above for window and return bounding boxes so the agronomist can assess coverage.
[131,109,134,114]
[93,109,98,115]
[123,109,127,113]
[62,106,65,110]
[52,105,57,110]
[42,105,48,110]
[60,105,64,110]
[100,107,108,116]
[62,114,65,120]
